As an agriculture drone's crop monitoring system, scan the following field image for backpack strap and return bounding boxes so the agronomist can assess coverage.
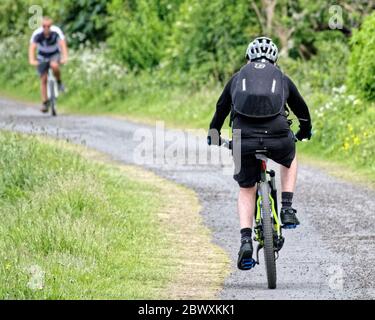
[280,72,286,116]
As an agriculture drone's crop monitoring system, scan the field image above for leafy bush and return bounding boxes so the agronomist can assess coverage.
[307,85,375,168]
[0,0,26,37]
[0,35,38,97]
[281,31,349,98]
[107,0,183,70]
[166,0,260,82]
[347,12,375,101]
[0,0,108,48]
[53,0,108,48]
[0,0,51,38]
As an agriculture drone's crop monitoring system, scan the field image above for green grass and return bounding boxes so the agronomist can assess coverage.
[298,149,375,190]
[0,131,174,299]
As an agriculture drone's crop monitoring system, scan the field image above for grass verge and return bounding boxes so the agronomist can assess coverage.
[298,151,375,191]
[0,131,229,299]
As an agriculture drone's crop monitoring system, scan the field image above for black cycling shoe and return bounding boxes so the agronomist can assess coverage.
[281,207,300,229]
[40,100,50,113]
[237,239,256,270]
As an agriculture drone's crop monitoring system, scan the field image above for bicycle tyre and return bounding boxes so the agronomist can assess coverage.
[260,182,277,289]
[49,80,57,117]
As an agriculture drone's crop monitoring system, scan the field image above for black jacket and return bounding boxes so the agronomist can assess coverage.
[209,66,312,138]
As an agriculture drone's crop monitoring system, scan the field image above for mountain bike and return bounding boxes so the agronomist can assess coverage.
[39,58,59,116]
[221,139,286,289]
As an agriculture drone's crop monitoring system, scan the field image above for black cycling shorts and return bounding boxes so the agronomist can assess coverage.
[233,131,296,188]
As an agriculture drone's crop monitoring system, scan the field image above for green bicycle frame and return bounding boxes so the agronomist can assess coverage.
[254,183,282,243]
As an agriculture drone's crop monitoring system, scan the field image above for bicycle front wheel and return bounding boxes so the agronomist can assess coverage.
[260,182,277,289]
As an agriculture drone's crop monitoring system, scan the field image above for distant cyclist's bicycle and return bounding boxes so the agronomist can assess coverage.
[221,139,286,289]
[39,58,59,116]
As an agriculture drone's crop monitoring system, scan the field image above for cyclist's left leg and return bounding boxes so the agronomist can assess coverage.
[236,188,257,270]
[234,153,258,270]
[238,187,256,229]
[50,60,60,80]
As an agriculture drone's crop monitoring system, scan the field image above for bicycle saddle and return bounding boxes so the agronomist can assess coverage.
[254,150,269,161]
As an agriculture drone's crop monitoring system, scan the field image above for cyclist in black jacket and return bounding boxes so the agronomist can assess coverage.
[207,37,312,270]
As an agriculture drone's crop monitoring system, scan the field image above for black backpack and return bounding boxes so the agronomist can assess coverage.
[232,61,285,119]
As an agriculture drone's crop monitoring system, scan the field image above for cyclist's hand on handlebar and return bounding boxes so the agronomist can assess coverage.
[207,135,211,145]
[207,128,221,146]
[207,135,221,146]
[29,59,38,66]
[295,126,312,141]
[60,57,68,65]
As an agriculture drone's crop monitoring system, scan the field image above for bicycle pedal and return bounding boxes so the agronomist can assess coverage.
[282,224,297,229]
[240,258,256,270]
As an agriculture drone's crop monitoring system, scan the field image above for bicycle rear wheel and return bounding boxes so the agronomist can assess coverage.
[260,182,277,289]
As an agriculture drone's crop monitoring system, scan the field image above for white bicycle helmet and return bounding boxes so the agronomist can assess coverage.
[245,37,279,63]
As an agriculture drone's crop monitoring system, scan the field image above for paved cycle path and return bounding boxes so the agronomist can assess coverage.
[1,97,374,299]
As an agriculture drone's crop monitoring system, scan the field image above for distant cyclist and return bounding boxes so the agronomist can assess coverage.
[28,17,68,113]
[207,37,312,270]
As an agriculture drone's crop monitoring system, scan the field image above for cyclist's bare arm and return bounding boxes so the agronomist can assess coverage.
[59,39,68,64]
[28,42,38,66]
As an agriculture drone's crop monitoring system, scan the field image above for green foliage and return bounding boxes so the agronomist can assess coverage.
[0,35,39,99]
[107,0,183,70]
[0,0,28,37]
[305,86,375,168]
[54,0,108,48]
[0,0,108,48]
[166,0,260,82]
[347,12,375,101]
[282,31,349,93]
[0,0,56,37]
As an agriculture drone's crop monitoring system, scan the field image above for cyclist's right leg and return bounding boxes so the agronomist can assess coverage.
[280,155,297,193]
[40,72,49,113]
[270,136,300,228]
[280,156,300,228]
[36,57,50,112]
